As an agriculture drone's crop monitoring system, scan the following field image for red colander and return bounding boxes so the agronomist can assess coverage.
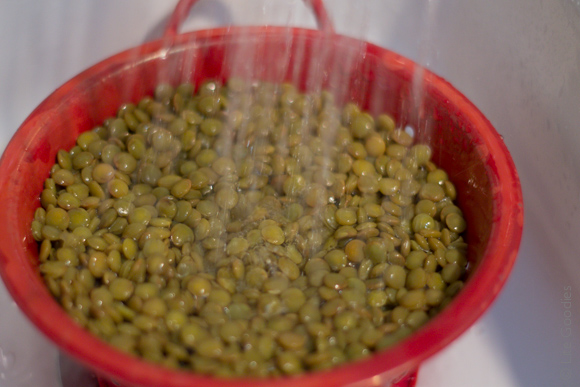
[0,1,523,386]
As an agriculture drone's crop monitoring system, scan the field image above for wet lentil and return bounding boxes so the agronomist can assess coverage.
[34,80,469,378]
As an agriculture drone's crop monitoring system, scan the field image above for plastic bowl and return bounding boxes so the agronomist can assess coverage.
[0,1,523,386]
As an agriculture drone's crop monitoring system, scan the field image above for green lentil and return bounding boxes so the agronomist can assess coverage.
[261,225,285,245]
[335,208,357,226]
[445,213,467,233]
[34,80,469,378]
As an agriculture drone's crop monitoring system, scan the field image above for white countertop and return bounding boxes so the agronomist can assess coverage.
[1,1,579,386]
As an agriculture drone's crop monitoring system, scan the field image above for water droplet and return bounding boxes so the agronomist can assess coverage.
[0,348,15,369]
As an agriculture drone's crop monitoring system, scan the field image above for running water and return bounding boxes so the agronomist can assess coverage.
[407,0,441,146]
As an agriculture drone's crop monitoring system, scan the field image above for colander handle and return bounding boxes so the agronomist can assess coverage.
[164,0,334,38]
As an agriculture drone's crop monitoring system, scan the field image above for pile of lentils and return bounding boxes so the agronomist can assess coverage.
[32,79,468,377]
